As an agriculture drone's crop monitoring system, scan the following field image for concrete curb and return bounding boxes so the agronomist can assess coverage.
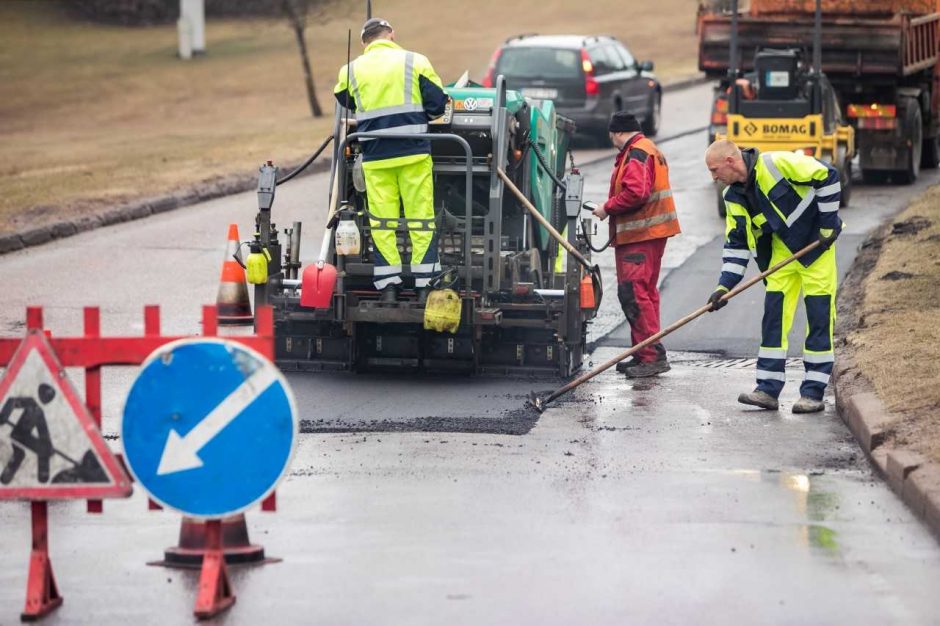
[833,262,940,543]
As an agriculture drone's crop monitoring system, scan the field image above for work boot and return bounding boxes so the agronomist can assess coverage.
[615,357,641,373]
[737,389,779,410]
[379,285,398,304]
[416,288,430,306]
[623,358,671,378]
[792,396,825,414]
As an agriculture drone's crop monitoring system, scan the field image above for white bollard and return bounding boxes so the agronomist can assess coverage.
[180,0,205,55]
[177,16,193,60]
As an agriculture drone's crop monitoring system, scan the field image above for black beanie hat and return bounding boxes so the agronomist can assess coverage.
[361,17,393,41]
[608,111,641,133]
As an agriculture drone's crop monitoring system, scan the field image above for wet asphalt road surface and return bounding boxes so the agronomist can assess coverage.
[1,82,940,624]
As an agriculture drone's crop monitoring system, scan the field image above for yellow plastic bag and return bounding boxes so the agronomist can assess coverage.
[423,288,462,334]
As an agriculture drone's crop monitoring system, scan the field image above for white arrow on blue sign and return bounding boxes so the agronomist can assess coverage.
[121,338,297,518]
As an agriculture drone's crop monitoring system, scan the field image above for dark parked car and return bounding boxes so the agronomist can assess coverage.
[482,34,661,143]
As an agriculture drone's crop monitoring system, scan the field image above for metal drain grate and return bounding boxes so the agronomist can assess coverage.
[684,358,804,369]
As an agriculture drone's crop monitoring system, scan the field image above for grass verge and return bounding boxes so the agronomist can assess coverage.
[846,184,940,464]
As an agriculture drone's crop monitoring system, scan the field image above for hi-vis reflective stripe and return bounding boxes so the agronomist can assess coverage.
[757,369,787,382]
[356,103,425,121]
[374,264,402,276]
[648,189,673,202]
[723,248,750,260]
[762,154,784,183]
[615,211,677,233]
[785,189,815,226]
[816,182,840,197]
[804,371,831,384]
[761,153,821,226]
[721,262,746,275]
[411,262,440,273]
[358,124,429,141]
[404,52,415,104]
[759,347,787,359]
[803,352,835,364]
[818,201,838,213]
[375,274,403,289]
[348,61,364,111]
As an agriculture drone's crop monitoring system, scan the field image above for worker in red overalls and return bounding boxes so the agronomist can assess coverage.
[591,112,681,377]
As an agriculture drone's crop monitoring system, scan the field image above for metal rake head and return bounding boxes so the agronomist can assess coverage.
[526,391,545,414]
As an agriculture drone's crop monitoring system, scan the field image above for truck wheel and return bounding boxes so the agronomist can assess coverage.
[921,134,940,169]
[715,183,726,218]
[896,99,922,184]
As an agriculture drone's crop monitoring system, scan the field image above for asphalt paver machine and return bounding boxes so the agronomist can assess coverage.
[248,76,599,377]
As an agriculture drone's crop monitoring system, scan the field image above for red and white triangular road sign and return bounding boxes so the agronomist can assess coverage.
[0,331,132,499]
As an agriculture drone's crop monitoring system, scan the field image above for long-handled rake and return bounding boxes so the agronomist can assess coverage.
[526,239,822,412]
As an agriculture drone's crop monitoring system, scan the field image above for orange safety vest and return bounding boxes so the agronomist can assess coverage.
[611,137,681,245]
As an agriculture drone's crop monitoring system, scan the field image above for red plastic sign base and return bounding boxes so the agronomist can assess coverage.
[21,502,63,622]
[193,520,236,620]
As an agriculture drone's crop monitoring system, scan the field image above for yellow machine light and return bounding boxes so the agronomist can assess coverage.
[423,289,462,334]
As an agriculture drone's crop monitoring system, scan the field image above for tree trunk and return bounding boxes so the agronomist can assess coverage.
[290,22,322,118]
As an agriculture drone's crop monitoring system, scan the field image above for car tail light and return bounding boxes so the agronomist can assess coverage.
[580,48,600,97]
[481,48,502,88]
[711,97,728,125]
[847,103,896,118]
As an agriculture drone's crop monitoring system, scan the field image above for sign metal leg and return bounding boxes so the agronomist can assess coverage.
[21,501,63,622]
[193,519,235,620]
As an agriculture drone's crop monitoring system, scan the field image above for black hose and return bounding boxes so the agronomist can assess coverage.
[527,138,567,192]
[526,137,611,252]
[275,134,334,186]
[585,229,614,253]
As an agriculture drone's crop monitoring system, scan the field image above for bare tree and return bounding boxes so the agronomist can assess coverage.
[283,0,347,118]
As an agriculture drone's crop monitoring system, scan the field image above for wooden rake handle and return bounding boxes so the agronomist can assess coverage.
[541,239,822,406]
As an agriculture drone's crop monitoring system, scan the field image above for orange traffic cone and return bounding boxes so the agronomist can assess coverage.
[216,224,253,325]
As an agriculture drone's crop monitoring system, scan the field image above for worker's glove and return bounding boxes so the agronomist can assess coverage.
[818,228,837,250]
[707,287,729,312]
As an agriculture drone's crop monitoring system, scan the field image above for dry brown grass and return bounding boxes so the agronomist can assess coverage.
[848,185,940,463]
[0,0,701,234]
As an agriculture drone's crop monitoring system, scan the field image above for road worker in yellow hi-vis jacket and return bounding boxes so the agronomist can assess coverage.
[334,18,448,305]
[705,139,842,414]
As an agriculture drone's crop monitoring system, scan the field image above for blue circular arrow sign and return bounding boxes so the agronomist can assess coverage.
[121,339,297,518]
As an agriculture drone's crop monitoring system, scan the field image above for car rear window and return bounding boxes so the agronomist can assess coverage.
[496,48,582,80]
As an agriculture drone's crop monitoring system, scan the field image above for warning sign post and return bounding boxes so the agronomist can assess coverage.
[0,305,277,622]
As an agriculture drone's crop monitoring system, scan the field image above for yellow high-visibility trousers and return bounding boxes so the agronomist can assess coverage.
[363,154,440,289]
[756,234,837,401]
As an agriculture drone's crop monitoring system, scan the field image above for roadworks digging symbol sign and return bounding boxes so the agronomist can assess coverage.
[0,332,132,499]
[122,338,297,519]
